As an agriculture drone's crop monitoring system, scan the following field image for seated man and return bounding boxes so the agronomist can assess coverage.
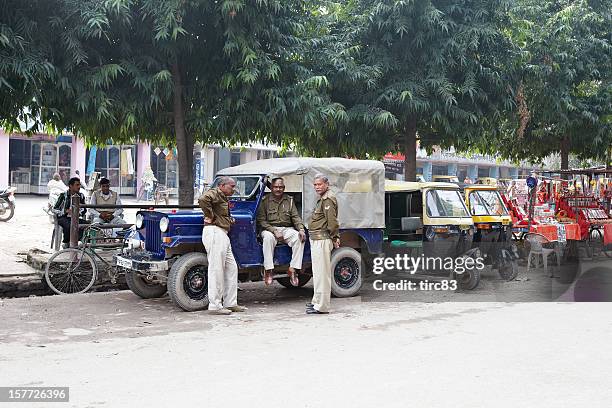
[256,177,306,286]
[52,177,88,247]
[89,177,124,228]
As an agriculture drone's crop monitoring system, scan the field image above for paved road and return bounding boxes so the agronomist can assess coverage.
[1,285,612,408]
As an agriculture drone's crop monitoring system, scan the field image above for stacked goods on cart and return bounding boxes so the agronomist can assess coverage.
[556,194,611,239]
[582,208,612,225]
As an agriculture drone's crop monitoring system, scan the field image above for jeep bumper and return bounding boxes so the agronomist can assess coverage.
[114,255,169,272]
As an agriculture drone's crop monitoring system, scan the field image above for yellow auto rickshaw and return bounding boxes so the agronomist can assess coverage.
[476,177,498,187]
[385,180,480,289]
[464,184,519,280]
[432,175,460,184]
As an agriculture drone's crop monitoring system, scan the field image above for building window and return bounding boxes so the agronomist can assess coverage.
[231,150,241,167]
[478,167,490,178]
[432,165,448,176]
[457,166,468,181]
[91,145,136,194]
[150,147,178,190]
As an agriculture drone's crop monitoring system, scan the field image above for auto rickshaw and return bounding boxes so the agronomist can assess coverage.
[384,180,480,289]
[464,184,519,281]
[432,175,459,184]
[476,177,498,187]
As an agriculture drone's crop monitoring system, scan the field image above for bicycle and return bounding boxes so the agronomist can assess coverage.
[44,224,128,295]
[153,183,171,205]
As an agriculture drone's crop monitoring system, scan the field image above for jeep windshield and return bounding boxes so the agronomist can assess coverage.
[211,175,262,199]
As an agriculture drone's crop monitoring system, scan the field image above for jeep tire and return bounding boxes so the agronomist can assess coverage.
[168,252,209,312]
[330,247,363,297]
[125,271,167,299]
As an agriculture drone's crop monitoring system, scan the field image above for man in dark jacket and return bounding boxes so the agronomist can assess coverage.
[53,177,88,246]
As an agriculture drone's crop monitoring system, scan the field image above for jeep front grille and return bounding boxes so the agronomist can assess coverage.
[144,218,163,257]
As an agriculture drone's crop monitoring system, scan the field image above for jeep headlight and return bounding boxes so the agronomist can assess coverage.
[135,213,144,229]
[159,217,169,232]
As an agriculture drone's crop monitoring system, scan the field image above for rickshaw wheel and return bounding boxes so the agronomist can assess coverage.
[457,268,480,290]
[497,257,519,281]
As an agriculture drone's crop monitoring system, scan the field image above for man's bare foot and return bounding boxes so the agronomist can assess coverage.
[264,270,273,286]
[288,267,299,286]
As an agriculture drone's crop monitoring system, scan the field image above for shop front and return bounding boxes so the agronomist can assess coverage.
[86,145,137,195]
[6,133,74,194]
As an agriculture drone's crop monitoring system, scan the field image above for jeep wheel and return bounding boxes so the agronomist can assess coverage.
[277,268,312,288]
[167,253,209,312]
[126,271,167,299]
[330,247,363,297]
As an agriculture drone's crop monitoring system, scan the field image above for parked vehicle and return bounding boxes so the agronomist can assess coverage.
[115,158,386,311]
[464,184,519,281]
[384,180,480,289]
[476,177,498,187]
[432,175,460,184]
[0,187,16,222]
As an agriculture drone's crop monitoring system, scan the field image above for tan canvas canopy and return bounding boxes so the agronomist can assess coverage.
[217,158,385,229]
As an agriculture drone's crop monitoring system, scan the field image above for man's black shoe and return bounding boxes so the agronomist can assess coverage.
[306,308,329,315]
[306,303,314,309]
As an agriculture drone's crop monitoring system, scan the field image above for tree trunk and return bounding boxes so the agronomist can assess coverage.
[171,60,194,205]
[403,118,418,182]
[560,136,569,180]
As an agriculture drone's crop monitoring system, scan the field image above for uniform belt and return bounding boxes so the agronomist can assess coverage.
[309,230,330,240]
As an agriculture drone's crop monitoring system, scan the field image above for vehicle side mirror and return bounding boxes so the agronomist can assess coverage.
[401,217,422,232]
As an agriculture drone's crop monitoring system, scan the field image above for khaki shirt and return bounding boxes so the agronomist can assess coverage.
[256,194,304,233]
[198,188,234,232]
[308,191,339,240]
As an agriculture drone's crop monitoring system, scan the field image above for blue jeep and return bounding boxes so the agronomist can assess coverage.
[115,158,386,311]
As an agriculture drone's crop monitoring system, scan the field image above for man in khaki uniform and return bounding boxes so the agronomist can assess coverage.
[256,177,306,286]
[199,176,247,315]
[306,174,340,314]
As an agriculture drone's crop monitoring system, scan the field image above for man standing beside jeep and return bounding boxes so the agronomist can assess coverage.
[198,176,247,315]
[307,174,340,315]
[256,177,306,286]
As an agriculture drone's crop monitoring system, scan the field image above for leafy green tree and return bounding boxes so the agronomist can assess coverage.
[474,0,612,169]
[296,0,515,180]
[0,1,56,128]
[4,0,339,204]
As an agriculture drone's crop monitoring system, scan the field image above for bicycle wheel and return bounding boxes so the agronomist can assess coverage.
[45,248,98,295]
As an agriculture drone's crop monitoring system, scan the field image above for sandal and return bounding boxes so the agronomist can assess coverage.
[264,270,273,286]
[288,268,299,286]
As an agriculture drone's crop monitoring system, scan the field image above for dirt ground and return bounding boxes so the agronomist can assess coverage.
[1,196,612,407]
[1,289,612,408]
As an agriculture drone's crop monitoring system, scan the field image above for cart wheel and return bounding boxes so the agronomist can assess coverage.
[457,267,480,290]
[589,228,603,257]
[45,248,98,295]
[497,258,519,281]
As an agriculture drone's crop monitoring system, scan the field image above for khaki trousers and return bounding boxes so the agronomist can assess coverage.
[310,238,333,312]
[92,216,124,237]
[202,225,238,311]
[261,227,305,270]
